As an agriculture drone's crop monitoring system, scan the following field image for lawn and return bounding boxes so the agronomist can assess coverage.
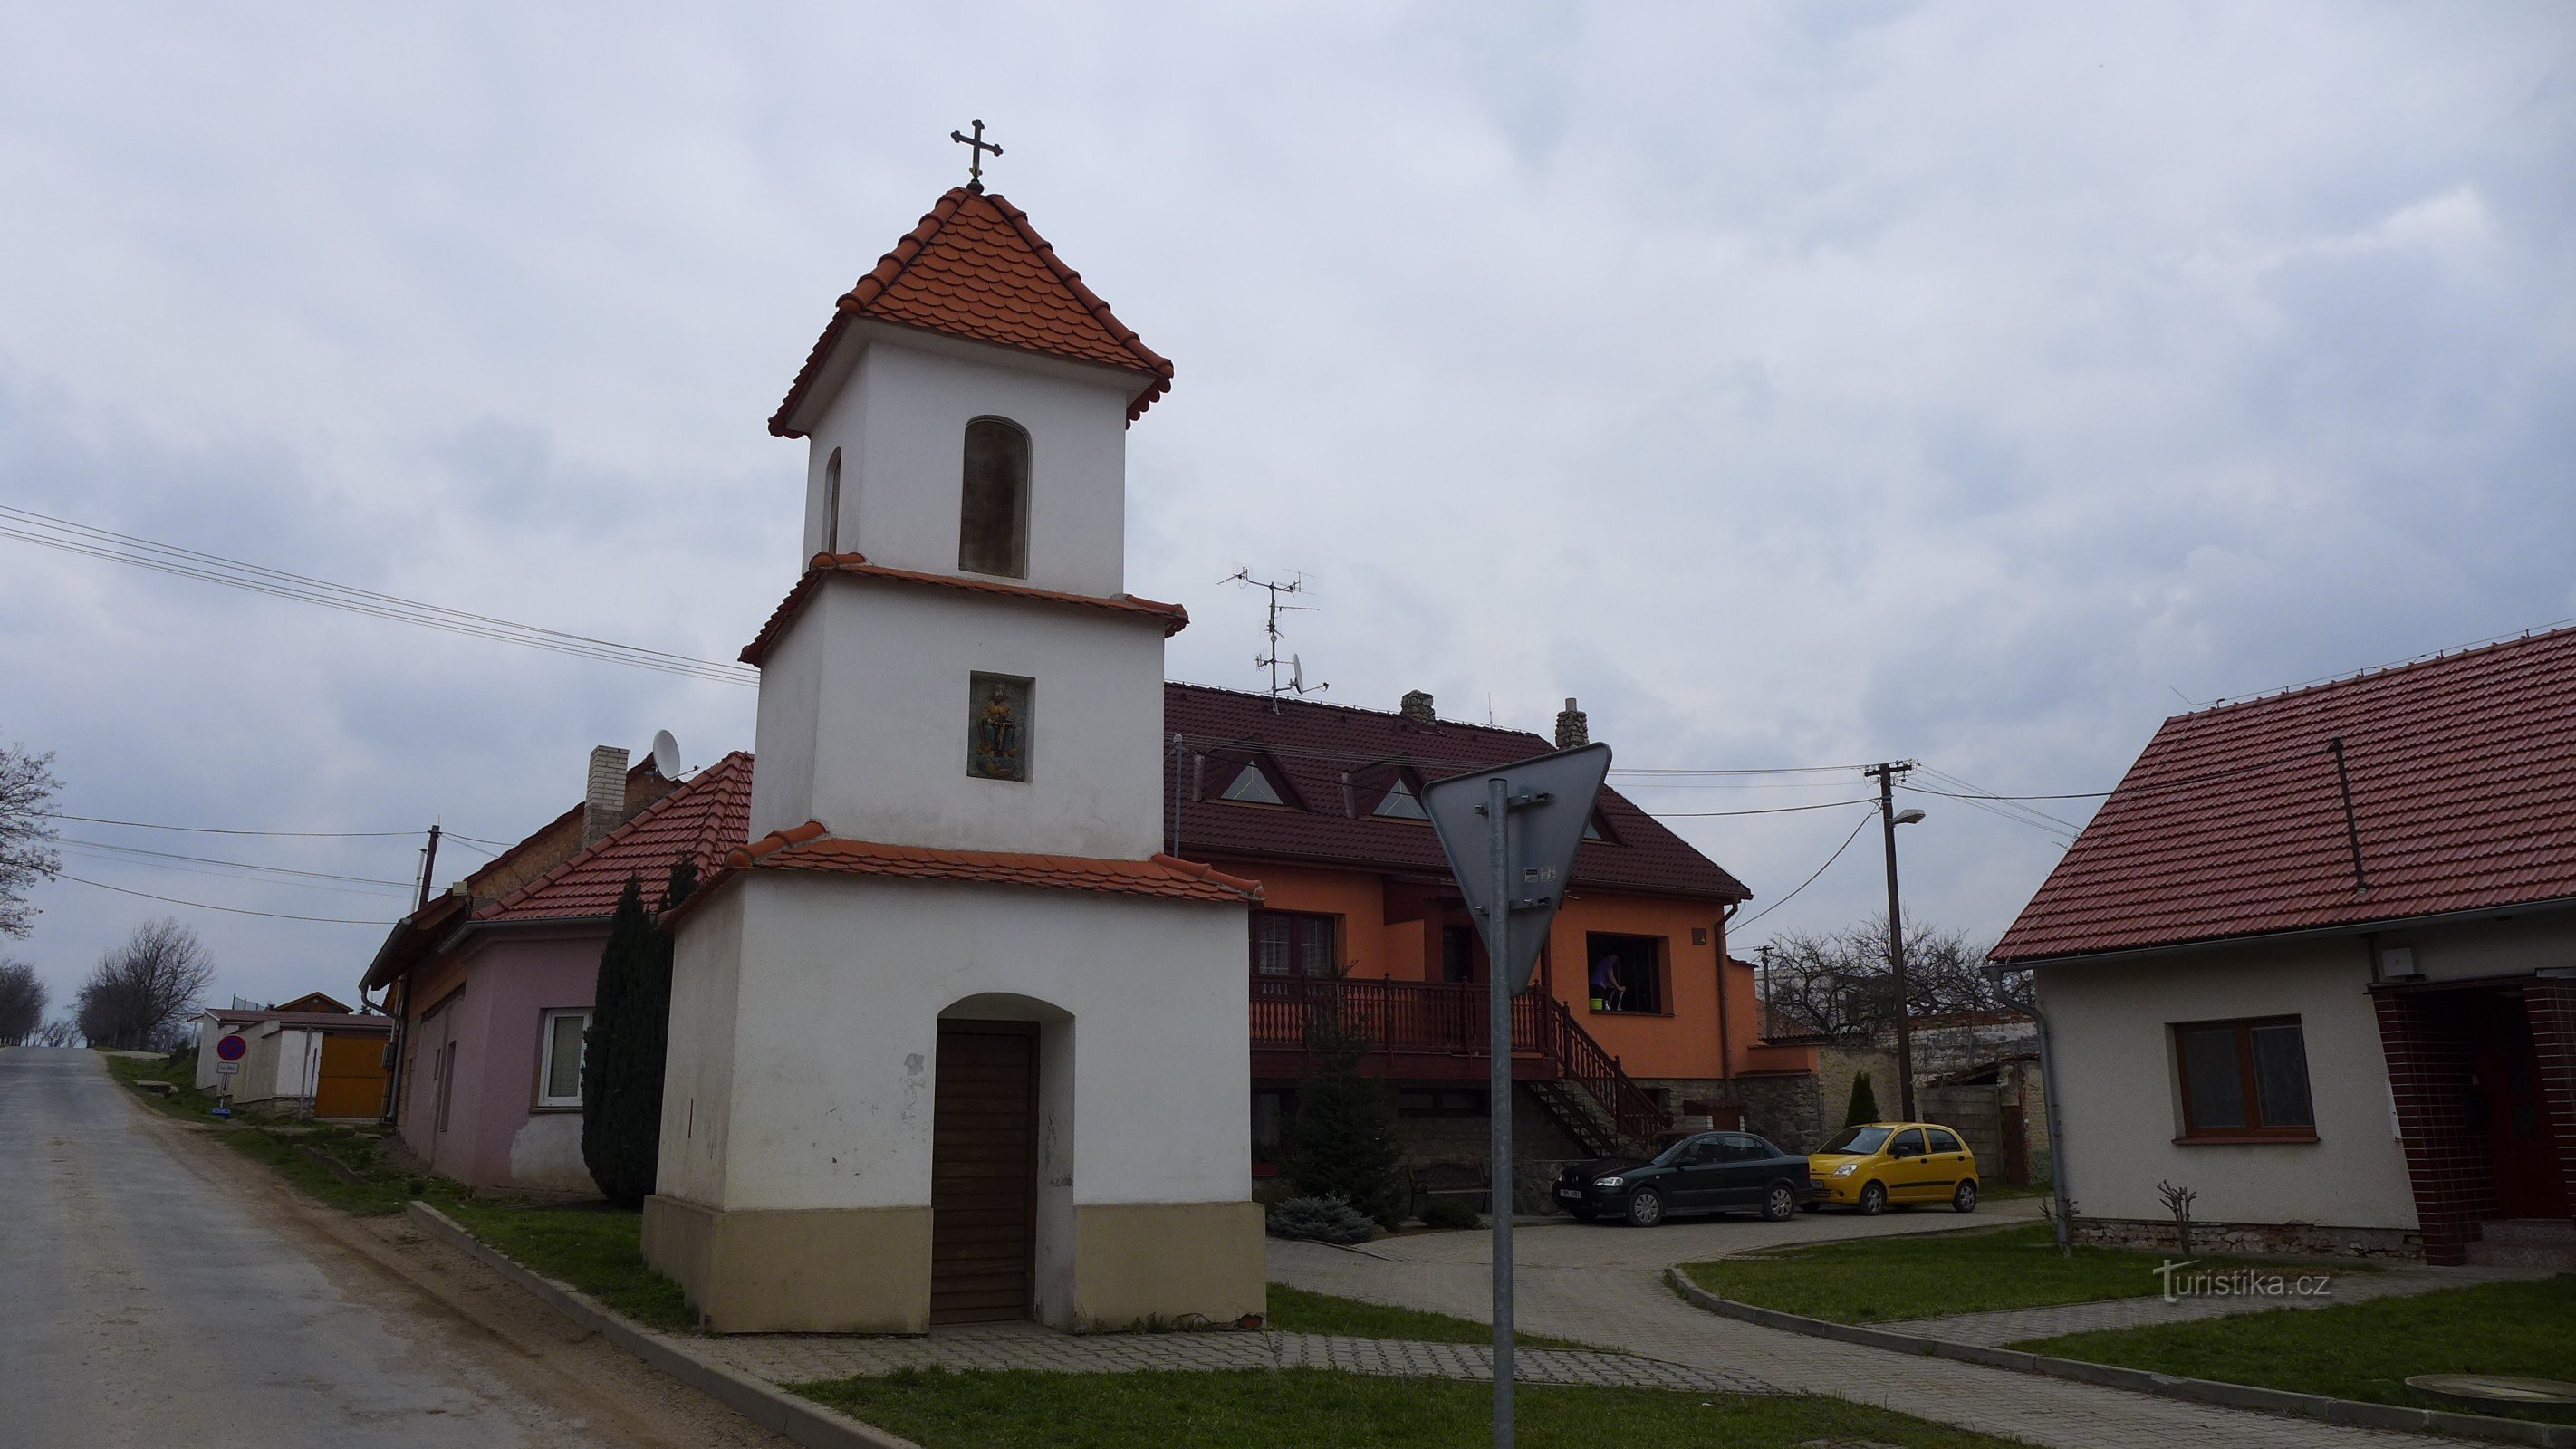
[440,1199,698,1333]
[2017,1276,2576,1426]
[1682,1221,2375,1324]
[109,1051,471,1215]
[793,1369,2029,1449]
[1264,1284,1591,1351]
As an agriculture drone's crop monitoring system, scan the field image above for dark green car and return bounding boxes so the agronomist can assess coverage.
[1554,1131,1817,1227]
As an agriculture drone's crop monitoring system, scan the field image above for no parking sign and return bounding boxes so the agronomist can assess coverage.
[215,1032,245,1075]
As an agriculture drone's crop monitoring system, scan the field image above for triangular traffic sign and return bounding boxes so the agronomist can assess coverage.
[1422,743,1612,994]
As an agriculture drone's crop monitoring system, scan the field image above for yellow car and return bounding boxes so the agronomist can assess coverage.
[1806,1121,1980,1215]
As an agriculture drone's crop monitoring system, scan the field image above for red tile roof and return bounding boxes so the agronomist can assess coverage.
[770,187,1173,435]
[1164,684,1751,903]
[739,553,1190,666]
[481,753,756,923]
[668,821,1261,924]
[1992,626,2576,963]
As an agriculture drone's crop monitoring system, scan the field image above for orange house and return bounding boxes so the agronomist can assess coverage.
[1166,684,1821,1179]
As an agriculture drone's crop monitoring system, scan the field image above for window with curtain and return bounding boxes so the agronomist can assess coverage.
[2173,1016,2315,1139]
[537,1008,590,1108]
[1250,910,1339,977]
[958,417,1030,577]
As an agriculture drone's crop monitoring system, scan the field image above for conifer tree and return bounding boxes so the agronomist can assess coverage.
[1842,1070,1881,1128]
[582,859,697,1206]
[1287,1015,1410,1227]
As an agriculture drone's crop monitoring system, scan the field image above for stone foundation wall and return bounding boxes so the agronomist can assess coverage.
[1733,1074,1827,1151]
[2072,1215,2424,1261]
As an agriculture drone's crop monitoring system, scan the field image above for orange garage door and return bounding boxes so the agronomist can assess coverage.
[312,1032,389,1119]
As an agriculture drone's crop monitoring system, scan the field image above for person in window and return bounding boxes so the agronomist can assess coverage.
[1590,953,1624,1011]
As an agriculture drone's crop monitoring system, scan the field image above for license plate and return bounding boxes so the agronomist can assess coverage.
[1556,1187,1581,1200]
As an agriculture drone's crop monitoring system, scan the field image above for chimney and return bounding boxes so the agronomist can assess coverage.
[582,745,630,847]
[1399,690,1436,724]
[1555,697,1589,749]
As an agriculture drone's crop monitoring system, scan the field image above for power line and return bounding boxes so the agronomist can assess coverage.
[57,836,419,888]
[0,505,757,687]
[41,811,424,839]
[52,872,401,926]
[1648,798,1881,819]
[1733,809,1879,932]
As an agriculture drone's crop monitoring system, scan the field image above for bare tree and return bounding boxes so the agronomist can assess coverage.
[1758,916,2022,1041]
[0,739,64,939]
[33,1017,80,1047]
[0,958,45,1043]
[75,918,215,1050]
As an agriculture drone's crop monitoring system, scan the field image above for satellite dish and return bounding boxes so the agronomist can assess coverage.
[1290,655,1304,690]
[650,730,684,778]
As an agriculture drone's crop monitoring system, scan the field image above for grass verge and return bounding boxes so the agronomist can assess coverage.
[1264,1284,1591,1351]
[441,1198,697,1333]
[793,1369,2029,1448]
[1682,1221,2376,1324]
[110,1052,472,1214]
[2015,1276,2576,1425]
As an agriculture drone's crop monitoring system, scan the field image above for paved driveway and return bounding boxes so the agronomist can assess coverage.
[0,1048,633,1447]
[1271,1200,2481,1448]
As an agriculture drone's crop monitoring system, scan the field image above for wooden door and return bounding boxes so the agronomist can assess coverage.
[312,1032,388,1118]
[2470,994,2569,1219]
[929,1022,1039,1325]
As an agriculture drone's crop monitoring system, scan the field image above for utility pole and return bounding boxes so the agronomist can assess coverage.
[1864,761,1922,1120]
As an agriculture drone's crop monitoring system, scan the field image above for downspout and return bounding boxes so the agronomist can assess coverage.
[1715,903,1739,1125]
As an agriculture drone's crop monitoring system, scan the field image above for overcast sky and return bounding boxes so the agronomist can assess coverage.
[3,3,2571,1013]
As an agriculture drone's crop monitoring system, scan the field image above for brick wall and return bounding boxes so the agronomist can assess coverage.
[2522,976,2576,1217]
[2372,990,2495,1264]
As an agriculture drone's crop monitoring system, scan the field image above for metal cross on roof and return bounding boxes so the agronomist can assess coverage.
[950,119,1003,192]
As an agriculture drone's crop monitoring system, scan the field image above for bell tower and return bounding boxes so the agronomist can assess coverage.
[744,185,1184,856]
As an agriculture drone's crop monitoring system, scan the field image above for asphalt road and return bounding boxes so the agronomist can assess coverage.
[0,1047,724,1449]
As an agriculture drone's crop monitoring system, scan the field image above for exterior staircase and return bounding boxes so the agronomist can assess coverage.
[2465,1218,2576,1272]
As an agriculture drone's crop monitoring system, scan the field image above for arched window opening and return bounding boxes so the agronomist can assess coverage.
[822,447,843,555]
[958,417,1030,578]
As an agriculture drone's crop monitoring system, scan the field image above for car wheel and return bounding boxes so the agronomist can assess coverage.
[1857,1181,1889,1216]
[1761,1183,1798,1223]
[1952,1179,1978,1214]
[1624,1187,1666,1227]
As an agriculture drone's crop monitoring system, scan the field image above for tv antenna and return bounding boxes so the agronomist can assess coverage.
[1225,569,1329,710]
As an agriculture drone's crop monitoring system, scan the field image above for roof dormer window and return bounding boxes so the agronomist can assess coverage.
[958,417,1030,579]
[1370,776,1428,820]
[1218,762,1286,806]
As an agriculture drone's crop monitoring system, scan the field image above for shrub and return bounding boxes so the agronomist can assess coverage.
[1286,1017,1409,1228]
[1418,1195,1482,1230]
[1842,1071,1880,1128]
[1266,1195,1377,1244]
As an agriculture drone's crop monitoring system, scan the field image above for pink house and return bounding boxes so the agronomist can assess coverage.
[364,749,751,1192]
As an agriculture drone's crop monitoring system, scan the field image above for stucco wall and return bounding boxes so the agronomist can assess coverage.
[802,332,1133,597]
[2036,937,2409,1228]
[659,870,1251,1216]
[402,928,606,1194]
[745,578,1166,859]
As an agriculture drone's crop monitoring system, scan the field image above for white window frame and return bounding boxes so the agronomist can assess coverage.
[537,1008,591,1109]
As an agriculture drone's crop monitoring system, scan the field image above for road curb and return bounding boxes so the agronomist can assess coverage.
[403,1202,921,1449]
[1661,1267,2573,1447]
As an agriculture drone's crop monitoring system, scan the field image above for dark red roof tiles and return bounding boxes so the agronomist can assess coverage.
[679,826,1263,915]
[770,187,1172,435]
[1992,627,2576,963]
[481,753,756,923]
[205,1010,392,1031]
[1164,683,1750,903]
[739,553,1190,666]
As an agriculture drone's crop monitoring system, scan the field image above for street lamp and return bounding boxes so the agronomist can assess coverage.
[1864,761,1928,1119]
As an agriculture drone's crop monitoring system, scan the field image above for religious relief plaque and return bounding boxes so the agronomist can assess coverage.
[966,673,1033,782]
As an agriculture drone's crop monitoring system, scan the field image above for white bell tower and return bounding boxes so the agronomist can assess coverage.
[647,178,1263,1338]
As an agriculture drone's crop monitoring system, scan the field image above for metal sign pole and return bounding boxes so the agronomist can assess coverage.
[1486,773,1515,1449]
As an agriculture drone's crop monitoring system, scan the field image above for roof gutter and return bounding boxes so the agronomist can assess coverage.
[1992,893,2576,971]
[433,913,618,955]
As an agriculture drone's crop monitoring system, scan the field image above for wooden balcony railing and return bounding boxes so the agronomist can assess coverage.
[1248,974,1672,1148]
